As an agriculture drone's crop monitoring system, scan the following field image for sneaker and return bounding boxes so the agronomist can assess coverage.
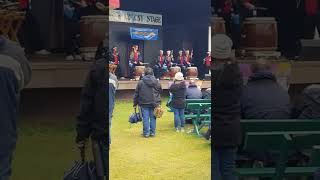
[141,134,149,138]
[150,133,155,137]
[65,55,74,61]
[181,128,185,133]
[176,128,180,133]
[74,54,82,60]
[35,49,51,55]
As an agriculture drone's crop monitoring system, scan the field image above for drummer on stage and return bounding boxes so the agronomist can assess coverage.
[176,50,188,76]
[203,51,212,74]
[110,46,123,78]
[129,45,143,79]
[165,50,174,68]
[184,50,193,67]
[154,50,166,79]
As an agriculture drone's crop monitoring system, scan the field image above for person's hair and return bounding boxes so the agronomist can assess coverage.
[144,67,154,76]
[189,80,196,87]
[251,58,271,73]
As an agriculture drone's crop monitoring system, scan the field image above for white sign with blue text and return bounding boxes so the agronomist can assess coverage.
[109,10,162,26]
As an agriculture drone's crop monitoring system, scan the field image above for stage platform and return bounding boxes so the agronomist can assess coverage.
[26,54,320,89]
[118,79,211,90]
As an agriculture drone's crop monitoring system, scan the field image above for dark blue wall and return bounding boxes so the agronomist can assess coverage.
[112,0,211,78]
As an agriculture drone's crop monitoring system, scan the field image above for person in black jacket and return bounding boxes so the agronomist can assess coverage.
[75,57,113,178]
[241,59,290,119]
[211,34,243,180]
[133,67,162,138]
[169,72,187,132]
[292,84,320,119]
[0,35,32,180]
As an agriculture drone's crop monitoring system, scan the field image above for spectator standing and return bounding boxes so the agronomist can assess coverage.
[211,34,243,180]
[169,72,187,132]
[75,58,109,178]
[133,68,162,138]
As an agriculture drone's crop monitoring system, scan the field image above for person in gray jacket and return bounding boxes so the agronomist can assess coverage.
[0,35,32,180]
[133,67,162,138]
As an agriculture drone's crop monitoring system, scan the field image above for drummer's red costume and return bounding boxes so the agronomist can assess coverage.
[129,45,142,79]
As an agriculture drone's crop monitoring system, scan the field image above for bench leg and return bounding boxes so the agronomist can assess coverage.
[192,120,201,136]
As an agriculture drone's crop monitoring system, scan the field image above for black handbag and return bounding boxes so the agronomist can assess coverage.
[63,147,97,180]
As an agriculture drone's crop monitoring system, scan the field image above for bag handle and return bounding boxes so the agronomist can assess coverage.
[80,145,85,163]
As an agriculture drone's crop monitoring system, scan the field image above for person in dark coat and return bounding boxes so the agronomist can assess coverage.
[292,84,320,119]
[186,80,202,99]
[75,57,111,178]
[133,67,162,138]
[169,72,187,132]
[0,35,31,180]
[211,34,243,180]
[241,59,291,119]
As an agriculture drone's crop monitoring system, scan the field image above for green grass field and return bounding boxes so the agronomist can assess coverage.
[110,100,211,180]
[11,99,211,180]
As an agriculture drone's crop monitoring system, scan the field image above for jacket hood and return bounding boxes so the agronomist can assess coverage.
[248,71,276,82]
[142,75,158,87]
[303,84,320,104]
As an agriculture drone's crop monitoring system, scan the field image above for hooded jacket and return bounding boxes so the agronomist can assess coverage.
[133,75,162,108]
[212,62,243,148]
[292,84,320,119]
[241,71,290,119]
[169,81,187,109]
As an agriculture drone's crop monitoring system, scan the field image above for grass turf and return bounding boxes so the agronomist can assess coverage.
[109,100,211,180]
[11,99,210,180]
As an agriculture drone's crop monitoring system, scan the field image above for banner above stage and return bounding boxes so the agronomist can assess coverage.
[110,10,162,26]
[130,27,159,40]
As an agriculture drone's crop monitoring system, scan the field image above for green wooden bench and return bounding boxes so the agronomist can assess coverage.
[185,99,211,136]
[233,119,320,180]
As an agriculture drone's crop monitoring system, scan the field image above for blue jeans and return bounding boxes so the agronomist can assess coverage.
[109,86,116,145]
[141,107,156,136]
[172,108,185,129]
[315,168,320,180]
[212,147,238,180]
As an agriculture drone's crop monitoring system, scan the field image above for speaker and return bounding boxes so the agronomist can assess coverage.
[298,39,320,61]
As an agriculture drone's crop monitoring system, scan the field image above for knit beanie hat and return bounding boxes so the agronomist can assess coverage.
[212,34,233,59]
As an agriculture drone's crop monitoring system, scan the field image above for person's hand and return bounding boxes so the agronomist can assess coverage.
[244,2,255,10]
[133,105,137,108]
[77,138,88,150]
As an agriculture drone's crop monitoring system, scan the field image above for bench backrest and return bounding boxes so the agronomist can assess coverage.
[186,99,211,104]
[241,119,320,133]
[186,103,211,111]
[244,132,320,151]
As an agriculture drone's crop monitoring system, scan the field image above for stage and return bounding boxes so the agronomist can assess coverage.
[26,54,320,89]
